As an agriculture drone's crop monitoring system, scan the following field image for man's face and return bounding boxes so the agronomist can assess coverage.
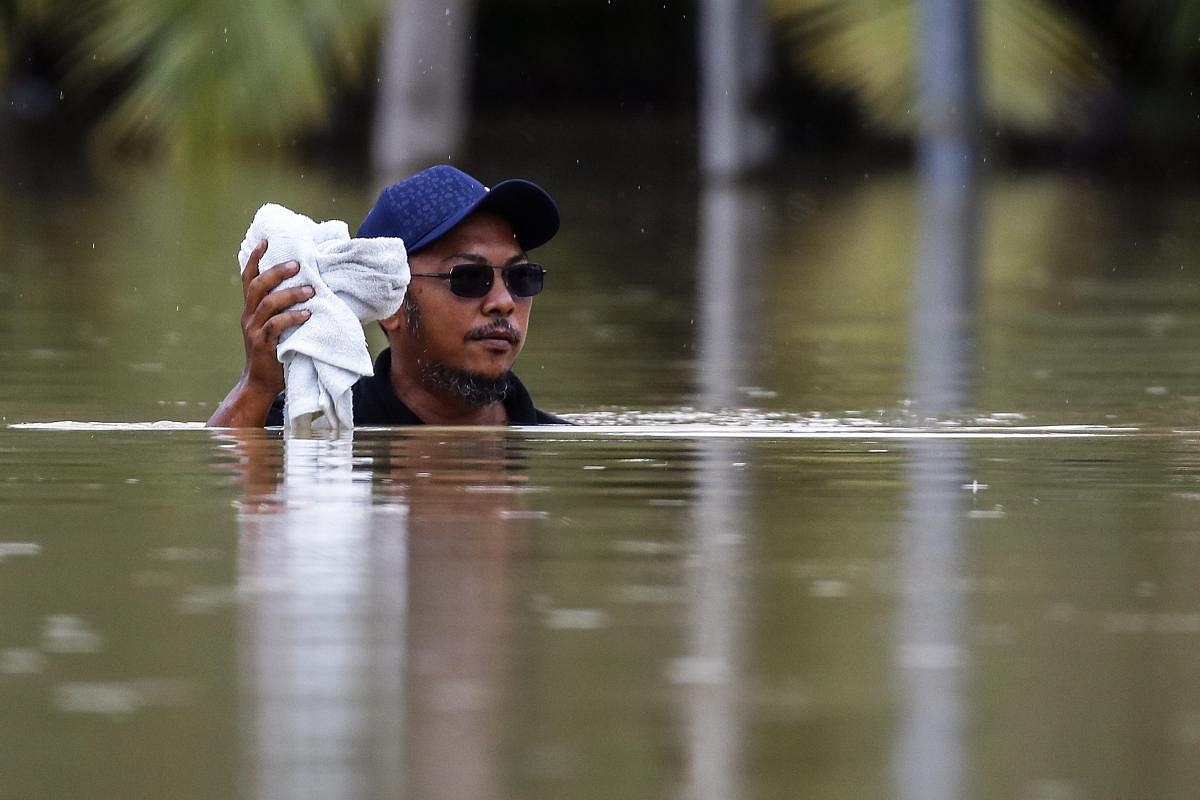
[384,212,533,393]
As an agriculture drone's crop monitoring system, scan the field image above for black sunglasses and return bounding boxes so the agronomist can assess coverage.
[409,263,546,298]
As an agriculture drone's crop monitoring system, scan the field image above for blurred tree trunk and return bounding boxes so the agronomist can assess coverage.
[372,0,475,182]
[897,12,979,800]
[917,0,980,165]
[698,0,775,180]
[910,0,981,415]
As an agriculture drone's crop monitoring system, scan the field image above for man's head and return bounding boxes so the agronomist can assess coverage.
[358,165,559,408]
[357,164,559,255]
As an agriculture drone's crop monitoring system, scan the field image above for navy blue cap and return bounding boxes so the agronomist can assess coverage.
[356,164,560,255]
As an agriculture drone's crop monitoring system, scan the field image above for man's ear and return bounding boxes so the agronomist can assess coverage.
[379,306,405,333]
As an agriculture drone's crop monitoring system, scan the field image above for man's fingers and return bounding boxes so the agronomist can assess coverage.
[261,309,312,346]
[238,243,312,351]
[241,240,268,291]
[248,284,314,329]
[245,259,301,312]
[254,260,301,292]
[245,285,314,342]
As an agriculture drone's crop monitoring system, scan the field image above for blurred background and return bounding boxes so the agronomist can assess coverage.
[4,0,1198,169]
[6,5,1200,800]
[1,0,1198,424]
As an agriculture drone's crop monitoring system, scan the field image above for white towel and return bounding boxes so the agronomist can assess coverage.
[237,203,409,435]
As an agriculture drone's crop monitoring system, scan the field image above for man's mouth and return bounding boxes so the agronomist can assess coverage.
[467,324,521,346]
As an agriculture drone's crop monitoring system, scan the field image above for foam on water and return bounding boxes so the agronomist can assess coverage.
[548,409,1139,437]
[9,421,206,431]
[6,412,1140,438]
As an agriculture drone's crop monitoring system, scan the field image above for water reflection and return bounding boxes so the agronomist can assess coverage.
[895,71,980,797]
[676,183,769,799]
[388,434,529,800]
[224,429,536,800]
[678,445,747,800]
[895,440,968,800]
[910,142,979,414]
[696,182,768,409]
[231,434,403,799]
[6,420,1200,797]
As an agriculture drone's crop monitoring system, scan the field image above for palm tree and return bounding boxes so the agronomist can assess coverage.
[57,0,384,158]
[6,0,1197,162]
[767,0,1110,136]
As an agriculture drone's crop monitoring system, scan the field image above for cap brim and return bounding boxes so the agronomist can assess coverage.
[476,179,561,253]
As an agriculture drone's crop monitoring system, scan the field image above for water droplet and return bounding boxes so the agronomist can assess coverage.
[810,579,850,598]
[544,608,609,630]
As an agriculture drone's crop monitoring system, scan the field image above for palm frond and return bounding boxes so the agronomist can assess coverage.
[768,0,1110,135]
[62,0,383,157]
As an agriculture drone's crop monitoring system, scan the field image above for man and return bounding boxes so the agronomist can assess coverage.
[206,165,568,427]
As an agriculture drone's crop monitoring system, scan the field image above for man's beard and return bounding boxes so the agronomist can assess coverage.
[405,296,513,407]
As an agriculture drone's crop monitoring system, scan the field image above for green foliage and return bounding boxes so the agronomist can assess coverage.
[2,0,383,158]
[768,0,1110,135]
[6,0,1197,160]
[72,0,384,157]
[1120,0,1200,76]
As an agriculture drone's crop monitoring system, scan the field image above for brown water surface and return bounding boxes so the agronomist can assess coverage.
[2,147,1200,799]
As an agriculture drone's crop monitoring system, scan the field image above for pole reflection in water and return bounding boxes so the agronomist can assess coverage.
[896,440,969,800]
[696,184,767,405]
[677,184,766,800]
[227,430,533,800]
[388,433,527,800]
[899,0,980,794]
[897,204,976,791]
[678,454,745,800]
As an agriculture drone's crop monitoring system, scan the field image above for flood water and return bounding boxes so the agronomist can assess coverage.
[3,128,1200,798]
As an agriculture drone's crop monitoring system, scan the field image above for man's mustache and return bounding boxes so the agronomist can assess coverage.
[465,320,522,344]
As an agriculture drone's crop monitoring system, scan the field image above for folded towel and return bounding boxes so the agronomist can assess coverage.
[237,203,409,435]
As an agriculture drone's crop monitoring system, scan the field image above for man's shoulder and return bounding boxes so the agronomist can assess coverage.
[533,408,571,425]
[505,373,570,425]
[351,349,424,425]
[269,351,570,427]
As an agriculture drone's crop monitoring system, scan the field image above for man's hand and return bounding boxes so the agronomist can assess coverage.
[239,240,313,395]
[206,240,313,427]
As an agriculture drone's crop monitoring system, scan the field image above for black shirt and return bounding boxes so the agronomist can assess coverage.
[266,348,569,426]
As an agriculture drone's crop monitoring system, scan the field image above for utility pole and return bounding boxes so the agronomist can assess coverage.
[372,0,475,182]
[911,0,981,414]
[698,0,775,181]
[898,6,981,800]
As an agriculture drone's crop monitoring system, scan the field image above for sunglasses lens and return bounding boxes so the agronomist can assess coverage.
[448,266,494,298]
[442,264,545,298]
[507,265,544,297]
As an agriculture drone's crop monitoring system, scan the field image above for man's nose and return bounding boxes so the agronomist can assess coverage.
[480,271,516,315]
